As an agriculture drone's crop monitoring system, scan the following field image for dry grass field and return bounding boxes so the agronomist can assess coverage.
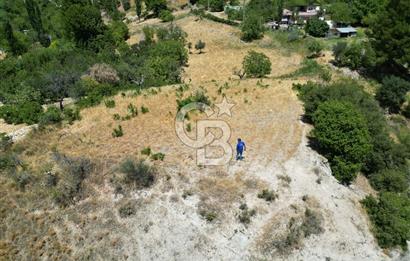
[0,15,392,261]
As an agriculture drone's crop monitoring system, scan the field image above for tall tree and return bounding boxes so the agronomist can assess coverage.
[25,0,49,47]
[367,0,410,67]
[3,21,26,55]
[63,4,106,46]
[136,0,142,20]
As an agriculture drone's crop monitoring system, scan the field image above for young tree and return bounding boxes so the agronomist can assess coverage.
[45,70,79,110]
[195,40,205,54]
[376,76,410,113]
[305,18,329,37]
[242,51,271,78]
[241,11,264,41]
[136,0,142,20]
[25,0,49,47]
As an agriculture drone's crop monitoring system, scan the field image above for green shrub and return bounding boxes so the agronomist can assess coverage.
[118,200,137,218]
[312,101,372,167]
[333,41,376,70]
[199,210,217,222]
[0,102,44,125]
[141,147,152,156]
[243,51,271,78]
[109,21,129,45]
[141,106,149,114]
[104,99,116,108]
[63,107,81,124]
[403,103,410,119]
[376,76,410,113]
[226,8,243,21]
[305,18,329,37]
[257,189,278,202]
[127,103,138,117]
[193,10,240,26]
[159,10,175,22]
[195,40,206,54]
[238,205,256,224]
[241,11,264,41]
[307,39,323,58]
[208,0,224,12]
[39,106,63,126]
[177,90,211,110]
[113,113,121,120]
[0,133,13,152]
[119,158,156,187]
[369,169,409,193]
[112,125,124,137]
[151,152,165,161]
[330,156,361,184]
[285,59,325,79]
[145,0,168,17]
[362,192,410,250]
[121,0,131,10]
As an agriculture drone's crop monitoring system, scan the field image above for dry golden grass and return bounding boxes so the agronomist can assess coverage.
[0,119,26,134]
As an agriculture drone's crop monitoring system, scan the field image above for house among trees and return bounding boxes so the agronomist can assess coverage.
[335,26,357,37]
[280,4,320,26]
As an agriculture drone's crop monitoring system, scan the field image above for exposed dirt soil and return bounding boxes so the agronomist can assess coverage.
[0,15,392,261]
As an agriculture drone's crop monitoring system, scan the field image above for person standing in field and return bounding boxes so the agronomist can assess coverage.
[236,138,246,160]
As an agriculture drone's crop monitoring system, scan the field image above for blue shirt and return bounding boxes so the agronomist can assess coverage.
[237,141,245,152]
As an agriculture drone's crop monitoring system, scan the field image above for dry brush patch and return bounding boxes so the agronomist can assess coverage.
[256,203,324,258]
[196,170,267,222]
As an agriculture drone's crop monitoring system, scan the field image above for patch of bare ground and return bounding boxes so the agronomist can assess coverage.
[1,15,391,261]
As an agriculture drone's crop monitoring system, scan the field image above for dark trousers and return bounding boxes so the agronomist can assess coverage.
[236,149,243,160]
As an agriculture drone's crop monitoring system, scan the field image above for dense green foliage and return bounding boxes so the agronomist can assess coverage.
[243,51,271,78]
[369,169,409,193]
[376,76,410,113]
[313,101,372,184]
[146,0,168,17]
[0,0,187,125]
[305,18,329,38]
[332,41,376,70]
[367,0,410,67]
[306,39,323,58]
[64,4,107,48]
[159,10,175,22]
[328,2,355,25]
[241,12,264,41]
[295,79,410,249]
[362,192,410,249]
